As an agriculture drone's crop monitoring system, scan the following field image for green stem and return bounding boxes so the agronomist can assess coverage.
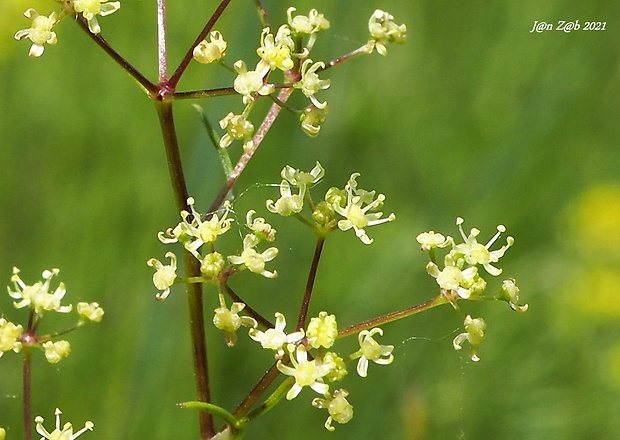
[193,104,235,178]
[233,361,281,419]
[296,237,325,331]
[243,377,294,422]
[337,294,449,339]
[178,401,242,431]
[154,100,214,439]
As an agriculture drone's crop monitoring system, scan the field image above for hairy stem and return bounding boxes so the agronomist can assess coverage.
[322,45,371,71]
[296,237,326,331]
[155,100,214,438]
[208,87,293,214]
[338,294,449,338]
[157,0,168,83]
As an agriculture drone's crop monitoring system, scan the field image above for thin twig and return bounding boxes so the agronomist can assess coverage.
[75,17,157,96]
[168,0,234,88]
[296,237,326,331]
[208,87,293,214]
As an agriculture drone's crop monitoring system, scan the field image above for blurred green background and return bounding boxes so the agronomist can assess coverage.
[1,0,620,438]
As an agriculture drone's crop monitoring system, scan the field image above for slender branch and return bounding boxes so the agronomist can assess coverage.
[157,0,168,83]
[168,0,234,88]
[233,361,281,419]
[296,237,326,331]
[75,17,157,96]
[208,88,293,214]
[154,100,214,439]
[173,87,237,100]
[243,377,294,422]
[321,45,371,71]
[193,104,235,178]
[252,0,270,28]
[338,294,449,338]
[222,284,273,329]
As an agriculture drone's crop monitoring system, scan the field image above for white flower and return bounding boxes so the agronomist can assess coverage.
[213,302,257,347]
[454,217,514,276]
[8,267,72,315]
[248,312,303,358]
[42,340,71,364]
[76,302,104,323]
[294,59,330,109]
[416,231,452,251]
[356,328,394,377]
[0,318,23,357]
[147,252,177,301]
[257,25,295,71]
[277,344,332,400]
[35,408,94,439]
[233,60,274,104]
[228,234,278,278]
[306,311,338,349]
[453,315,486,362]
[193,31,227,64]
[331,173,396,244]
[246,210,276,242]
[14,9,58,58]
[280,162,325,188]
[266,180,304,216]
[426,261,484,299]
[367,9,407,56]
[72,0,121,34]
[499,278,528,312]
[158,198,232,258]
[219,113,254,150]
[287,7,330,35]
[312,389,354,431]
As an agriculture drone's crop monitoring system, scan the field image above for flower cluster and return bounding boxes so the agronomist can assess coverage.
[366,9,407,56]
[267,162,395,244]
[417,217,524,307]
[150,198,279,298]
[416,218,526,360]
[193,31,227,64]
[2,268,104,363]
[190,8,334,146]
[14,0,120,57]
[250,310,394,431]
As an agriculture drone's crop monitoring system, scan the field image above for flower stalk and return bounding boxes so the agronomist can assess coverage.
[296,237,326,331]
[338,294,449,339]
